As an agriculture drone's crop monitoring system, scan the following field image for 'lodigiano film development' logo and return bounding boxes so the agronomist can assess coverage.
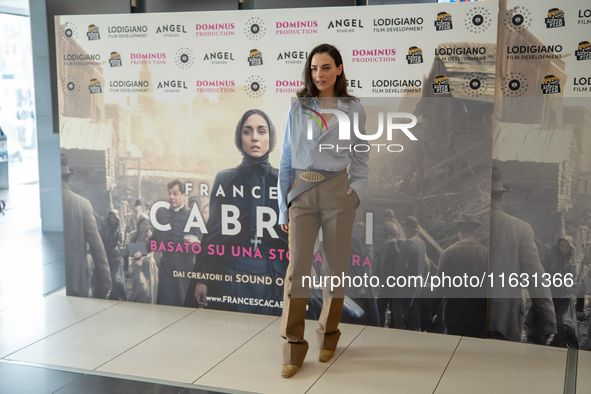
[248,49,263,66]
[541,75,561,95]
[576,41,591,61]
[175,48,195,70]
[432,74,451,94]
[60,23,78,41]
[63,76,80,98]
[434,11,452,31]
[302,107,418,153]
[245,17,266,41]
[504,6,532,32]
[245,75,265,99]
[87,24,100,40]
[109,52,122,67]
[89,78,102,95]
[545,8,565,28]
[406,46,423,64]
[464,6,492,33]
[502,72,528,97]
[462,72,489,97]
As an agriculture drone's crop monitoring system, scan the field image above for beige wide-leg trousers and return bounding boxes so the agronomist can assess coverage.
[280,172,357,366]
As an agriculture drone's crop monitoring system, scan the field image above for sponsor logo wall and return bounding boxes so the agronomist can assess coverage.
[493,0,591,350]
[55,2,498,329]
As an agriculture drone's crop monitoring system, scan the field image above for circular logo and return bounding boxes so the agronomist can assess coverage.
[464,6,491,33]
[462,72,488,97]
[63,76,80,98]
[505,6,531,32]
[60,23,78,41]
[502,72,528,97]
[175,47,194,70]
[244,75,265,99]
[245,17,266,41]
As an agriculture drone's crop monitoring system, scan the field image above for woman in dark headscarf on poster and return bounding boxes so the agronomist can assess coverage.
[184,109,289,315]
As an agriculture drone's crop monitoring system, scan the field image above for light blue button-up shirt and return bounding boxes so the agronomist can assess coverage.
[277,97,369,225]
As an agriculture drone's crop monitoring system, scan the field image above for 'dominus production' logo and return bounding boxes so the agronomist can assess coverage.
[89,78,102,95]
[406,46,423,64]
[504,6,532,32]
[275,79,304,94]
[576,41,591,61]
[87,24,100,40]
[352,49,396,63]
[545,8,565,28]
[109,52,122,67]
[502,72,528,97]
[63,76,80,98]
[60,23,78,41]
[464,6,492,33]
[175,48,195,70]
[434,11,452,31]
[276,20,318,35]
[432,74,450,94]
[196,22,234,37]
[245,17,266,41]
[248,49,263,66]
[245,75,265,99]
[541,75,561,95]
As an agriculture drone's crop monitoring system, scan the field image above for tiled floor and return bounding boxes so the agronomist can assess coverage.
[0,184,588,394]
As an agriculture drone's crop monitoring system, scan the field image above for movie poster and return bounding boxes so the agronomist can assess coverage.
[56,1,498,333]
[493,0,591,349]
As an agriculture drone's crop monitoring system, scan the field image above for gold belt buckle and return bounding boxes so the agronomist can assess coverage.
[299,171,325,182]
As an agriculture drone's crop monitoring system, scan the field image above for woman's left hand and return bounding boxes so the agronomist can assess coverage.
[346,188,354,195]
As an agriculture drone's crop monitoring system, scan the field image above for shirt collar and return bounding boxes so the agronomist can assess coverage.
[173,205,185,212]
[310,97,350,113]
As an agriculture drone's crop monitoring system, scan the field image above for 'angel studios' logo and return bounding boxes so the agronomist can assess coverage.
[435,11,452,31]
[406,46,423,64]
[175,48,195,70]
[502,72,528,97]
[60,23,79,41]
[541,75,561,95]
[432,74,450,94]
[89,78,102,95]
[576,41,591,61]
[504,6,532,32]
[464,6,491,33]
[545,8,565,28]
[245,75,265,99]
[245,17,266,41]
[63,76,80,98]
[109,52,122,67]
[87,24,100,40]
[463,72,488,97]
[248,49,263,66]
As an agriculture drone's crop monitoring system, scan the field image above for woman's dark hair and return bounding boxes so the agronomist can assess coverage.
[234,109,276,155]
[297,43,355,99]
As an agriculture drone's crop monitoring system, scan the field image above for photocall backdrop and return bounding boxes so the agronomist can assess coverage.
[55,0,591,348]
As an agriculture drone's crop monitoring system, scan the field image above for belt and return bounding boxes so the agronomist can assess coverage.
[287,169,347,205]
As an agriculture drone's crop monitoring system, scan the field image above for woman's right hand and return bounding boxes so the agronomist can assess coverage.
[281,224,289,233]
[133,251,142,260]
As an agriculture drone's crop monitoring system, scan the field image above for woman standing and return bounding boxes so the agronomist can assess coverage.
[277,43,369,377]
[541,236,579,348]
[127,214,159,304]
